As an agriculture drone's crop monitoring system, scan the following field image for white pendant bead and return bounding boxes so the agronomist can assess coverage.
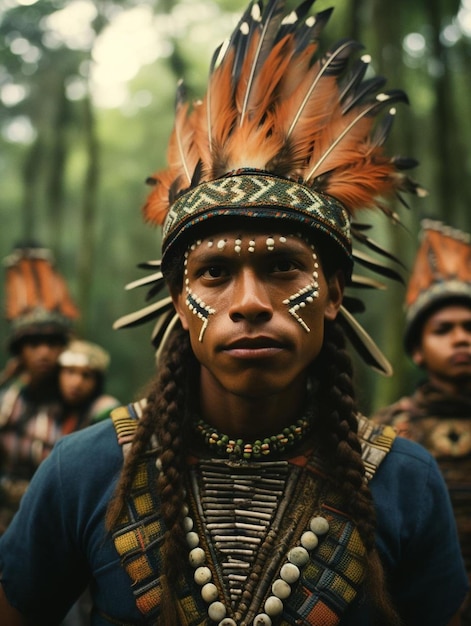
[280,562,300,583]
[208,601,226,621]
[201,582,219,603]
[183,516,193,532]
[301,530,319,550]
[189,547,206,567]
[288,546,309,567]
[264,595,283,616]
[219,619,237,626]
[194,566,212,586]
[186,531,200,548]
[253,613,272,625]
[309,516,329,535]
[272,578,291,599]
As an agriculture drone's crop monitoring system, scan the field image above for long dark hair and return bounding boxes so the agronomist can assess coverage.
[106,318,400,625]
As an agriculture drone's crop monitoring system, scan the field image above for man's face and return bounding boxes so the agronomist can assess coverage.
[20,335,65,382]
[172,229,343,400]
[413,304,471,391]
[59,366,98,406]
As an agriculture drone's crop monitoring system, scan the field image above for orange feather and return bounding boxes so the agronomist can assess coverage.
[142,0,421,225]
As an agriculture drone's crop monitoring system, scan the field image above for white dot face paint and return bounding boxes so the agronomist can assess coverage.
[184,245,216,342]
[282,248,320,333]
[184,233,322,339]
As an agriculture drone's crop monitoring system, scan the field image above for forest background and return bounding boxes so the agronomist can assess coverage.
[1,0,470,414]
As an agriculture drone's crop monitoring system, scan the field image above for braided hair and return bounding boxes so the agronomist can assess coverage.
[106,318,400,625]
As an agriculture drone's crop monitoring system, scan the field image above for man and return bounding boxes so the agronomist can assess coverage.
[58,339,121,425]
[0,243,79,533]
[373,219,471,624]
[0,2,467,625]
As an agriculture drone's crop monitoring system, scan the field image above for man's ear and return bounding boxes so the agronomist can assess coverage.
[170,288,190,331]
[324,270,344,321]
[411,346,424,368]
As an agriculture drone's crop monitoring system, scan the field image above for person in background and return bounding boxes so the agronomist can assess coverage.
[58,341,120,626]
[0,2,467,625]
[0,243,79,533]
[58,339,120,426]
[373,219,471,624]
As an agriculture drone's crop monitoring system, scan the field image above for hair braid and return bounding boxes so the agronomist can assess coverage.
[315,320,402,625]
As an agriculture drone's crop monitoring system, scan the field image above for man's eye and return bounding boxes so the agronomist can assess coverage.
[272,259,296,272]
[202,265,226,279]
[433,326,450,335]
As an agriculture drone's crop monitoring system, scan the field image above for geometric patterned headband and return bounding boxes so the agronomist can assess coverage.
[161,170,352,275]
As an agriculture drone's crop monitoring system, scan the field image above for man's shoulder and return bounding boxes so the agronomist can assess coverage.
[54,414,123,467]
[0,377,24,426]
[371,396,416,425]
[88,394,122,423]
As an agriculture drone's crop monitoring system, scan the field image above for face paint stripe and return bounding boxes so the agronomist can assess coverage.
[186,291,216,342]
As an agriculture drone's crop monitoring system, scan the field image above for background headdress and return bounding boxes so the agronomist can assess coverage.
[115,0,425,375]
[3,242,79,354]
[404,219,471,352]
[58,340,110,373]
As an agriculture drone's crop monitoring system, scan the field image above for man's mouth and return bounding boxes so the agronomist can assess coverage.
[223,336,286,358]
[450,352,471,366]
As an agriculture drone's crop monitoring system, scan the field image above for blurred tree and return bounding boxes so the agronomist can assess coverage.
[0,0,470,409]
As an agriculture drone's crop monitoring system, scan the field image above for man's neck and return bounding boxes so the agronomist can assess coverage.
[199,383,308,440]
[427,373,471,397]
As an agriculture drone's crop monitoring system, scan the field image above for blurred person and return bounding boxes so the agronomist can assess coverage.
[58,344,120,626]
[0,243,79,533]
[0,3,467,626]
[58,339,120,425]
[373,219,471,624]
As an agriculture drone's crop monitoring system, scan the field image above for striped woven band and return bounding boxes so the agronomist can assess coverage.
[161,171,352,271]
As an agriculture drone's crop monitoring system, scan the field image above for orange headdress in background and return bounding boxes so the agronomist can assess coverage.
[404,219,471,351]
[3,243,79,353]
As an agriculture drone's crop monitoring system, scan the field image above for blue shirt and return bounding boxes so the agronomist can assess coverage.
[0,418,467,625]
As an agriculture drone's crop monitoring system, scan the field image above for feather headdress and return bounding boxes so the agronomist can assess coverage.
[115,0,425,374]
[404,219,471,352]
[4,243,79,353]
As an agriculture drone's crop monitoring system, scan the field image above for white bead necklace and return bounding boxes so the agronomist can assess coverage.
[183,500,330,625]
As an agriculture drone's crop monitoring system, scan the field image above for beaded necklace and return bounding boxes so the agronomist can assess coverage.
[185,457,330,626]
[193,416,312,461]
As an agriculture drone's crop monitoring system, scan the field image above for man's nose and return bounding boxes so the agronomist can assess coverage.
[453,324,471,344]
[228,269,273,323]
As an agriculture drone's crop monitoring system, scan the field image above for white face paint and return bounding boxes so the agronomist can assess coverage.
[282,248,320,333]
[184,233,320,339]
[184,241,216,342]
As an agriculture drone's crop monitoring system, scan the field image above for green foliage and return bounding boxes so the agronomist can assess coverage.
[1,0,470,410]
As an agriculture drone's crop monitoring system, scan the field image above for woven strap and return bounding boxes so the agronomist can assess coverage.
[357,413,397,482]
[110,407,395,624]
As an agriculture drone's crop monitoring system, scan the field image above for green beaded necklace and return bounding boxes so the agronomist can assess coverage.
[193,415,312,460]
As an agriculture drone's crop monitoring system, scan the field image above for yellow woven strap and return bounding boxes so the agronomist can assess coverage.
[356,413,396,482]
[110,400,147,456]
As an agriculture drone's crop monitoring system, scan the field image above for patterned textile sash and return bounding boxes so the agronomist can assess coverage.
[110,406,395,625]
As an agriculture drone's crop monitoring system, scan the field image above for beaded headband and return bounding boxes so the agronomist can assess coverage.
[115,0,426,376]
[161,171,352,276]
